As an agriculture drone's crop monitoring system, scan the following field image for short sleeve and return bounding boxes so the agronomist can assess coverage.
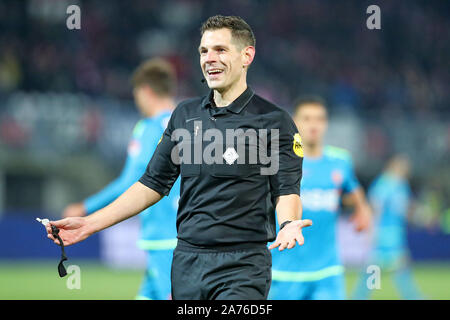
[269,111,303,197]
[139,111,180,196]
[342,156,360,194]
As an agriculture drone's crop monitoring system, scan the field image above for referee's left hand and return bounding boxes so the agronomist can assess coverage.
[269,219,312,251]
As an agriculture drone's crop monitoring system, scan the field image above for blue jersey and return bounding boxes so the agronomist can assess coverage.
[84,111,179,248]
[368,173,411,251]
[271,146,359,281]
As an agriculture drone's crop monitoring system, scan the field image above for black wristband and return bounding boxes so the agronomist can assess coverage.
[280,220,292,230]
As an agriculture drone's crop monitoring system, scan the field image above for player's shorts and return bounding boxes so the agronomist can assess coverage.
[171,240,272,300]
[136,249,174,300]
[269,273,346,300]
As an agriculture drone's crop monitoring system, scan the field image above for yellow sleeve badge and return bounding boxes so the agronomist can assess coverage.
[293,133,304,157]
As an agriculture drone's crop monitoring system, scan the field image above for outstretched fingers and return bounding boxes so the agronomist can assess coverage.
[295,233,305,246]
[268,240,280,250]
[287,238,296,249]
[278,241,288,251]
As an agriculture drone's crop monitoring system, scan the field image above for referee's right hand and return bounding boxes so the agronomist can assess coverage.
[269,219,312,251]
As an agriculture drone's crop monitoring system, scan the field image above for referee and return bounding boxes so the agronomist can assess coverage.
[47,15,312,300]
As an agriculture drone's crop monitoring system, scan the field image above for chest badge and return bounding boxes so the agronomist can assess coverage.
[223,147,239,165]
[332,170,343,186]
[293,133,304,157]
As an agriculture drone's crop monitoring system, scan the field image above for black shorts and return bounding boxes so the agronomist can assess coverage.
[171,241,272,300]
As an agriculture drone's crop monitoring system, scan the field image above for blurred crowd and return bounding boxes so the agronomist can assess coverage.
[0,0,448,116]
[0,0,449,232]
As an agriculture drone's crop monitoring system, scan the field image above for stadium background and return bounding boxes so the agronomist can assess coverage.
[0,0,449,299]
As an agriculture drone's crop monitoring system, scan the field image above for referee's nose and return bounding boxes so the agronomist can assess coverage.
[204,49,219,65]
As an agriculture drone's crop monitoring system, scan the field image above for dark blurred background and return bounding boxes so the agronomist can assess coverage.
[0,0,448,299]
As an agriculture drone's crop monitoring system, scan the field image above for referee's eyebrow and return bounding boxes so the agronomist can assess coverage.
[198,44,229,54]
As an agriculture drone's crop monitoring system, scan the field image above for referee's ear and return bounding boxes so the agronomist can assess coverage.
[242,45,255,69]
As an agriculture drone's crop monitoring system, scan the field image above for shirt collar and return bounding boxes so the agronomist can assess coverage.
[201,86,254,114]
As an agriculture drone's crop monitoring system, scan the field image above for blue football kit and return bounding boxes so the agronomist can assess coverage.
[270,146,360,300]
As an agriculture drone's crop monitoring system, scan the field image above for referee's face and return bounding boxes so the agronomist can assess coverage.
[199,28,250,91]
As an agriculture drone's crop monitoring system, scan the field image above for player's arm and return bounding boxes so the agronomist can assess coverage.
[336,149,372,232]
[268,111,312,251]
[347,187,372,232]
[340,155,371,231]
[47,182,162,246]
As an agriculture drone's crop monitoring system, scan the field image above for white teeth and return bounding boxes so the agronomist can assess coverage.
[207,69,223,75]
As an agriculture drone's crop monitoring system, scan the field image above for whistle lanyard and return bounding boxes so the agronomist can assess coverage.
[37,218,68,277]
[51,225,68,277]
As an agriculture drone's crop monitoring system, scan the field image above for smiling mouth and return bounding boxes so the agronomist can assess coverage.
[206,69,224,77]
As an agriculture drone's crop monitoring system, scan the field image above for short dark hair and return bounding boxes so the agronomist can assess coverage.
[294,95,327,114]
[131,58,176,97]
[200,15,256,48]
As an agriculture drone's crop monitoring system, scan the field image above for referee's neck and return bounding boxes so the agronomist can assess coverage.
[213,81,248,107]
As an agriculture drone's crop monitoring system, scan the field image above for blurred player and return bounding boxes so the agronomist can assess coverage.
[62,58,179,300]
[270,96,372,300]
[352,155,424,299]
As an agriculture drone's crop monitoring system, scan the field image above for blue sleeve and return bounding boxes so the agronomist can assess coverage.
[342,156,360,194]
[84,120,160,214]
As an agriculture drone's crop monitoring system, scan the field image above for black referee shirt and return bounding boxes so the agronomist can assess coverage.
[139,86,303,248]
